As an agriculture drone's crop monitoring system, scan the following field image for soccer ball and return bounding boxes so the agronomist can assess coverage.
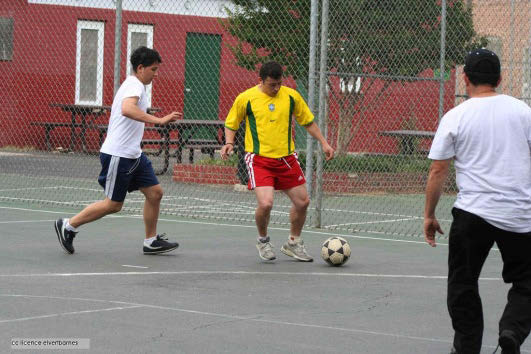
[321,236,351,266]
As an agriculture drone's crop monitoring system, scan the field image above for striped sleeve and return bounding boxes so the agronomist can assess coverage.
[291,90,314,126]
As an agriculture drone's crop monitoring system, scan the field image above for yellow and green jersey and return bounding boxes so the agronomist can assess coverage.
[225,85,314,158]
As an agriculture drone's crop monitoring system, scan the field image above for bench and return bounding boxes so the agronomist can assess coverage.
[378,130,435,155]
[30,122,84,151]
[140,138,223,163]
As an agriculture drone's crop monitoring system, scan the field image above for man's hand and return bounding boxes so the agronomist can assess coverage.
[322,142,335,161]
[220,144,234,160]
[159,112,182,125]
[424,217,443,247]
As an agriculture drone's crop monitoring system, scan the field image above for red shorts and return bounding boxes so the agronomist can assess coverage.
[245,152,306,190]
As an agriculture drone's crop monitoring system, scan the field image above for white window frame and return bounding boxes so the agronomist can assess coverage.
[75,20,104,105]
[127,24,154,106]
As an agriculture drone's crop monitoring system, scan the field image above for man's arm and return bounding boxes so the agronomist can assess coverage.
[121,97,180,125]
[424,159,451,247]
[304,122,335,160]
[220,128,236,160]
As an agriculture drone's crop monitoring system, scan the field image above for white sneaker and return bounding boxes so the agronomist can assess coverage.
[256,237,276,261]
[281,239,313,262]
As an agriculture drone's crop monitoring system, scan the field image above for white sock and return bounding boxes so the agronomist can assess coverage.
[288,235,300,245]
[144,236,156,245]
[65,219,78,232]
[258,235,269,243]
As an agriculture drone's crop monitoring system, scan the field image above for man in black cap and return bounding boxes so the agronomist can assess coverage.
[424,48,531,354]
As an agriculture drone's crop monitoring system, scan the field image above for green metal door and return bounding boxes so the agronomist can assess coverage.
[183,33,222,140]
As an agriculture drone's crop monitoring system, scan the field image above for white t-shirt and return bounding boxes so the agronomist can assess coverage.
[429,94,531,233]
[100,76,147,158]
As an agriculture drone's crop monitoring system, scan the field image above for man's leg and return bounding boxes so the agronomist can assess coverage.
[70,198,123,228]
[496,230,531,349]
[254,186,276,261]
[139,184,163,238]
[54,198,123,254]
[447,208,494,354]
[280,184,312,262]
[134,154,178,255]
[282,184,310,238]
[254,186,274,237]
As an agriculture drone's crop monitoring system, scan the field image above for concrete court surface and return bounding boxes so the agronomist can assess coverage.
[1,204,530,354]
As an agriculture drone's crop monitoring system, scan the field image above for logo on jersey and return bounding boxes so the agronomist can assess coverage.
[268,104,275,112]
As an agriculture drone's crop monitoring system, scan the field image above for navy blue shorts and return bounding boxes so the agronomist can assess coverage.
[98,152,159,202]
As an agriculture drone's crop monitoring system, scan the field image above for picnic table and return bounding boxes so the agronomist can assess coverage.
[378,130,435,155]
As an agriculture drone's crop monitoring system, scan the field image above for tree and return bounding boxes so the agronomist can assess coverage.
[222,0,485,154]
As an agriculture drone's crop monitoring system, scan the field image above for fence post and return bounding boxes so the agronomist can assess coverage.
[438,0,447,122]
[313,0,330,228]
[305,0,319,199]
[113,0,123,97]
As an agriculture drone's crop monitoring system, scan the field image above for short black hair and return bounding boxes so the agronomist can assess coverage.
[130,46,162,72]
[259,61,283,81]
[464,48,500,87]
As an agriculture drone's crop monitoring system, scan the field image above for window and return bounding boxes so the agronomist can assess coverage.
[75,21,104,105]
[0,17,14,61]
[127,24,154,106]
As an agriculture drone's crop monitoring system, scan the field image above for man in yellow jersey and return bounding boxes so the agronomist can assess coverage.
[221,61,334,262]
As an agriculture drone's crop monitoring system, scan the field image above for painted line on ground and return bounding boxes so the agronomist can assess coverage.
[0,305,143,324]
[0,270,503,281]
[0,205,446,246]
[0,219,56,224]
[0,294,515,352]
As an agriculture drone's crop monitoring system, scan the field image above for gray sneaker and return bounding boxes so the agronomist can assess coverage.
[281,239,313,262]
[256,237,276,261]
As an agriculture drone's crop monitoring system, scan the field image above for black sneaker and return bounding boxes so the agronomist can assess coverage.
[499,330,520,354]
[54,218,77,254]
[143,234,179,255]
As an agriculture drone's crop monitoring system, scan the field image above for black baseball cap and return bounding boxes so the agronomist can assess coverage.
[464,48,500,79]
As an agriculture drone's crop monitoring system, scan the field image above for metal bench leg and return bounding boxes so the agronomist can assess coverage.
[45,126,52,151]
[189,148,194,164]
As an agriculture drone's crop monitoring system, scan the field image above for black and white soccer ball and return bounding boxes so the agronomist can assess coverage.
[321,236,351,266]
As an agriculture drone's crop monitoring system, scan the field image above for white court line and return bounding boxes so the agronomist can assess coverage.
[0,219,56,224]
[0,205,447,246]
[122,265,149,269]
[327,217,418,228]
[0,294,516,352]
[0,305,144,324]
[0,186,102,193]
[0,270,503,281]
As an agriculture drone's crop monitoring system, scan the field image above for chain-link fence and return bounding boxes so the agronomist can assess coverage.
[1,0,530,239]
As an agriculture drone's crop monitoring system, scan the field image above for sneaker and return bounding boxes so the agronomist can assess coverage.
[54,218,77,254]
[281,238,313,262]
[256,237,276,261]
[499,330,520,354]
[143,234,179,255]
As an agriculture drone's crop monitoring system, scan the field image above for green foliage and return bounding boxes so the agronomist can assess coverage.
[198,153,239,166]
[222,0,486,82]
[296,152,433,173]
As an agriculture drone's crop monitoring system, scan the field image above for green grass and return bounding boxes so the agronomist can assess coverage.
[197,151,436,173]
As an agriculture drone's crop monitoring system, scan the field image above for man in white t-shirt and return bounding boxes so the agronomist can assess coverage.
[54,46,181,255]
[424,48,531,354]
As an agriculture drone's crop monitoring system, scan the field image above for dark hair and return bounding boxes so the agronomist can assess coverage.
[130,46,162,72]
[463,48,500,87]
[465,67,500,87]
[259,61,283,81]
